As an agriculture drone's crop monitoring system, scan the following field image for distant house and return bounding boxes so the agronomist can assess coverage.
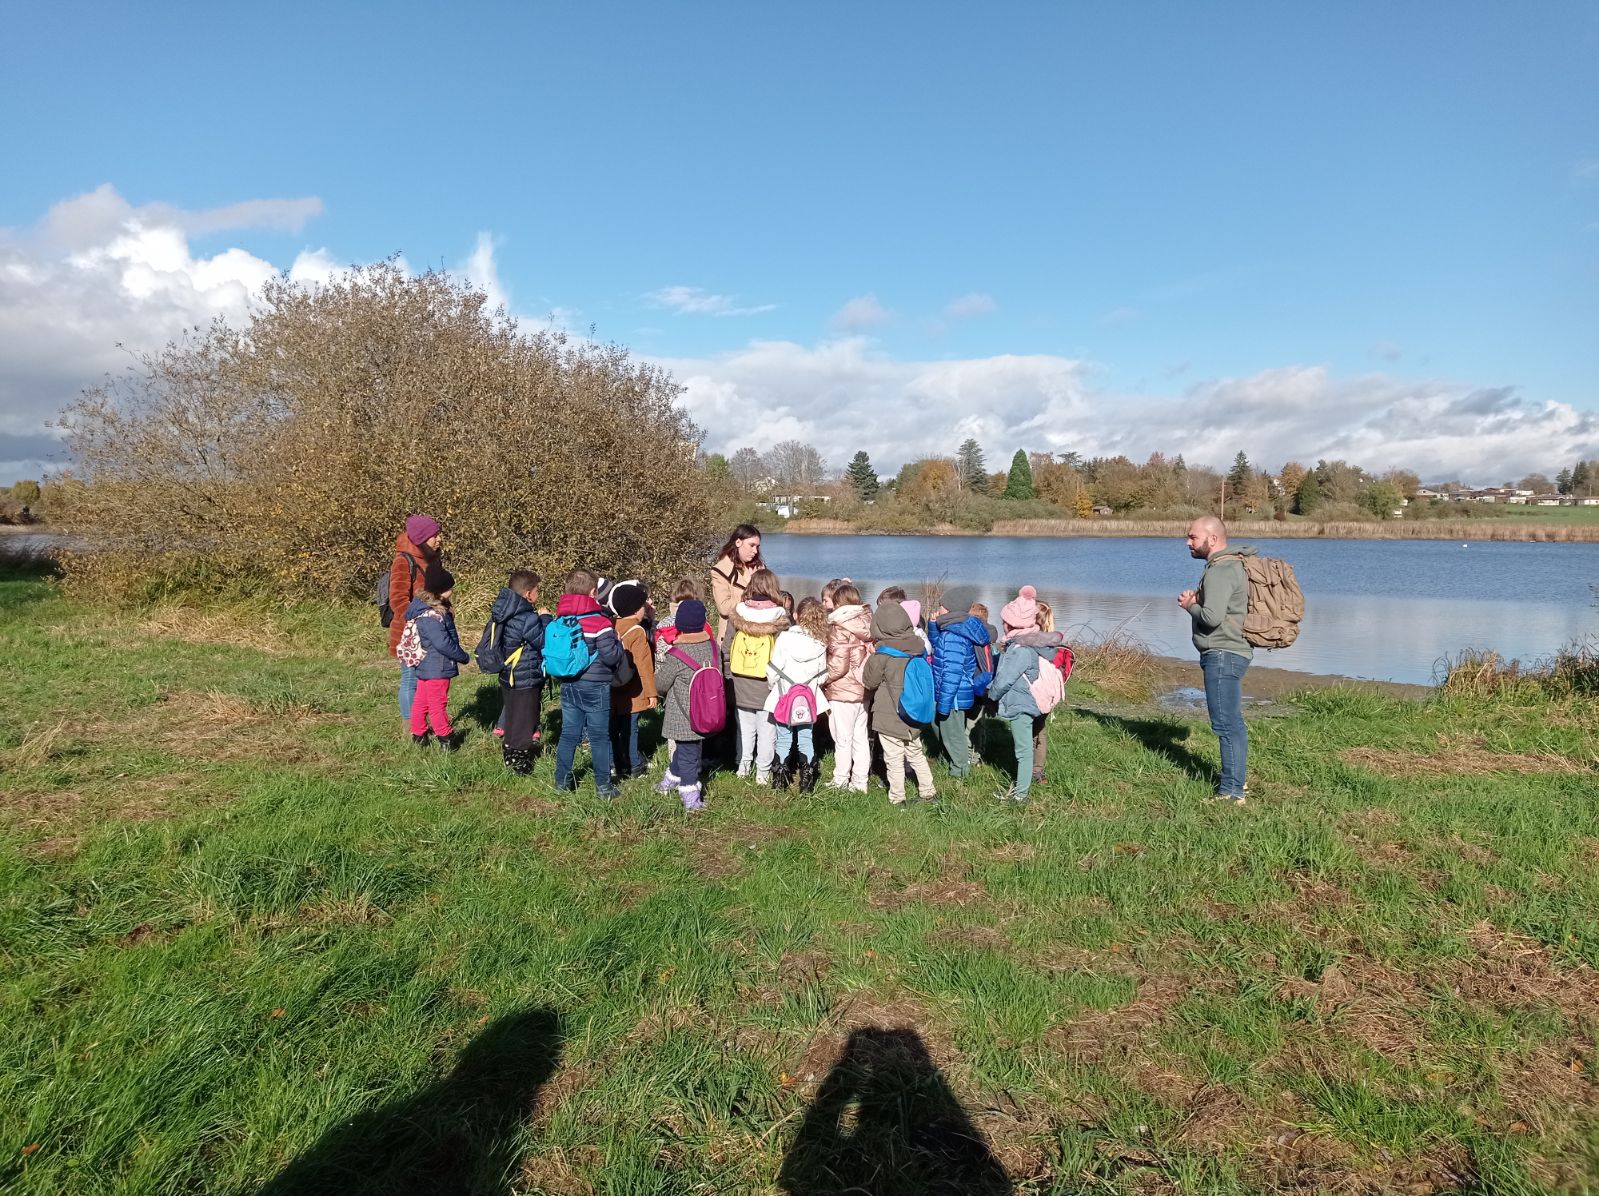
[761,493,832,518]
[1532,495,1563,506]
[1582,497,1599,507]
[1092,504,1113,516]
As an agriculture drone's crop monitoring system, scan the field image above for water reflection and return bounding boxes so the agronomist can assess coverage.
[768,534,1599,685]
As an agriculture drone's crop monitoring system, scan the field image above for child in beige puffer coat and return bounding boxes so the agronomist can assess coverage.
[823,582,873,792]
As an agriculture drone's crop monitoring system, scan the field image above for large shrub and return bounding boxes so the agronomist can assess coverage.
[55,264,714,600]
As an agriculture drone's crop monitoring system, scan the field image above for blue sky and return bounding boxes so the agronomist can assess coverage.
[1,1,1596,483]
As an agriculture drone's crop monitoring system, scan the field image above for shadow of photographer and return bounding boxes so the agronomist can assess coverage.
[259,1006,562,1196]
[778,1027,1012,1196]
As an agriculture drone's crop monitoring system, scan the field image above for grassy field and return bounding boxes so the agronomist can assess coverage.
[3,567,1599,1194]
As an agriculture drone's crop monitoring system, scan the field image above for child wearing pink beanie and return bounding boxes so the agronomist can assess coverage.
[1000,585,1039,643]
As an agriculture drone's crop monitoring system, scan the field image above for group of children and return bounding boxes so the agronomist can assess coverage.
[398,562,1074,814]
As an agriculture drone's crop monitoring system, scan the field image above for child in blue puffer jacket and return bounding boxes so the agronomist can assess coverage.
[926,603,992,779]
[402,562,471,749]
[987,586,1067,804]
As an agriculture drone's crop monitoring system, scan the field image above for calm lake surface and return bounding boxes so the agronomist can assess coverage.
[764,533,1599,685]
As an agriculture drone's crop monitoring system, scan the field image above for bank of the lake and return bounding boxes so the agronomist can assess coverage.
[783,515,1599,542]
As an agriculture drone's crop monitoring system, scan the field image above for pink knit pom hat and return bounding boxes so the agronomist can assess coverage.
[1001,585,1039,633]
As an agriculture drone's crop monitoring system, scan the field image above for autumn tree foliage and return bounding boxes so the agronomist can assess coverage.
[55,263,714,598]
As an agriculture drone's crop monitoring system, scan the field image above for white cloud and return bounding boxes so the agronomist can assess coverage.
[653,341,1599,483]
[943,291,997,319]
[647,285,776,317]
[460,231,509,312]
[1371,340,1403,362]
[830,293,893,331]
[0,185,442,484]
[1102,305,1139,326]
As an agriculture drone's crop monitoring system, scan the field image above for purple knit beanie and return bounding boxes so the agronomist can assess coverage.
[405,514,441,545]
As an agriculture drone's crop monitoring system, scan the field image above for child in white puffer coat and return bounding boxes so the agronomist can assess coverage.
[764,597,831,792]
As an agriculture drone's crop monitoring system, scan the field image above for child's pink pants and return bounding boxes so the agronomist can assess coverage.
[411,677,454,736]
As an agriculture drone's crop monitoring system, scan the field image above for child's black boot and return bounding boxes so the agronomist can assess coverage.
[504,746,533,776]
[412,732,432,748]
[799,759,819,794]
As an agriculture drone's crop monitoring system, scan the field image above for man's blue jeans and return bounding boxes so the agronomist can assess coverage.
[555,681,616,795]
[398,663,418,722]
[1200,650,1249,796]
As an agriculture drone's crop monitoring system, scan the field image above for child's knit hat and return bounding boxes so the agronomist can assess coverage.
[1001,585,1039,633]
[423,560,456,595]
[405,514,440,545]
[675,599,707,633]
[901,599,922,628]
[607,579,647,619]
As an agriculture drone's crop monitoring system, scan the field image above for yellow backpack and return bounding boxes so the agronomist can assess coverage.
[729,628,774,678]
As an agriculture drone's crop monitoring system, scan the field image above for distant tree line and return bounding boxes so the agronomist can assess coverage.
[700,435,1599,531]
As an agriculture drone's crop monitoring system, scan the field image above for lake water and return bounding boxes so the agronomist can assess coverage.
[763,533,1599,685]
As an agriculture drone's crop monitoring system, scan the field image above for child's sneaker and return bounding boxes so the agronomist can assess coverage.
[492,725,505,738]
[679,785,706,813]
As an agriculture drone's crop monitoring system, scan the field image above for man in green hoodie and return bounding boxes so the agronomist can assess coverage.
[1178,516,1255,804]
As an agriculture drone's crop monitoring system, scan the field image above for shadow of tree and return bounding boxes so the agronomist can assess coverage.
[258,1007,562,1196]
[1084,711,1217,787]
[778,1027,1012,1196]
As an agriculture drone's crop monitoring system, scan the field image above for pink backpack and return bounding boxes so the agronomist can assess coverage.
[1027,654,1065,714]
[667,641,727,735]
[773,683,820,728]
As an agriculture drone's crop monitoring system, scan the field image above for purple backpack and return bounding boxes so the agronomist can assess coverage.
[667,641,727,735]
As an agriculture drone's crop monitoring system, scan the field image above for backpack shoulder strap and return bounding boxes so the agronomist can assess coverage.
[668,644,711,670]
[876,646,909,658]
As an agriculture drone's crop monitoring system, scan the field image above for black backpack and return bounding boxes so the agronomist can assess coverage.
[475,614,511,673]
[375,553,420,628]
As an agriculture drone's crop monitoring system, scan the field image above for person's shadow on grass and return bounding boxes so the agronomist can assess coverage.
[258,1006,562,1196]
[777,1027,1012,1196]
[1085,712,1217,789]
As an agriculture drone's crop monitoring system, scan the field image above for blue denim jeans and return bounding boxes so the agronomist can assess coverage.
[398,663,418,721]
[610,709,643,777]
[1200,650,1250,796]
[555,681,616,795]
[774,723,814,762]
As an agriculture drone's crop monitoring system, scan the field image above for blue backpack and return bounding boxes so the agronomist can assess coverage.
[876,646,935,726]
[543,613,598,680]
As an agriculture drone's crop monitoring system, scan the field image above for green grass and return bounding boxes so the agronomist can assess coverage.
[3,571,1599,1194]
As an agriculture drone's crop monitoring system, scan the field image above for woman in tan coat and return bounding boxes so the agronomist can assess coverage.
[710,523,765,649]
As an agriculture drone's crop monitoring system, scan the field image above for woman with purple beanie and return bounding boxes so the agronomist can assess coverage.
[387,513,443,722]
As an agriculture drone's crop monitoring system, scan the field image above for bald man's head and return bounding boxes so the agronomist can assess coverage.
[1186,516,1227,560]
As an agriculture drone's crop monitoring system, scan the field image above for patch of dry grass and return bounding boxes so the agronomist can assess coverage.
[9,719,67,768]
[1341,740,1586,778]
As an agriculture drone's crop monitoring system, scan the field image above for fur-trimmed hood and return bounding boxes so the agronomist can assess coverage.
[733,601,790,637]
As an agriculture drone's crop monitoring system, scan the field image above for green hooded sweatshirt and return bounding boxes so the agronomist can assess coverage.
[1188,545,1255,660]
